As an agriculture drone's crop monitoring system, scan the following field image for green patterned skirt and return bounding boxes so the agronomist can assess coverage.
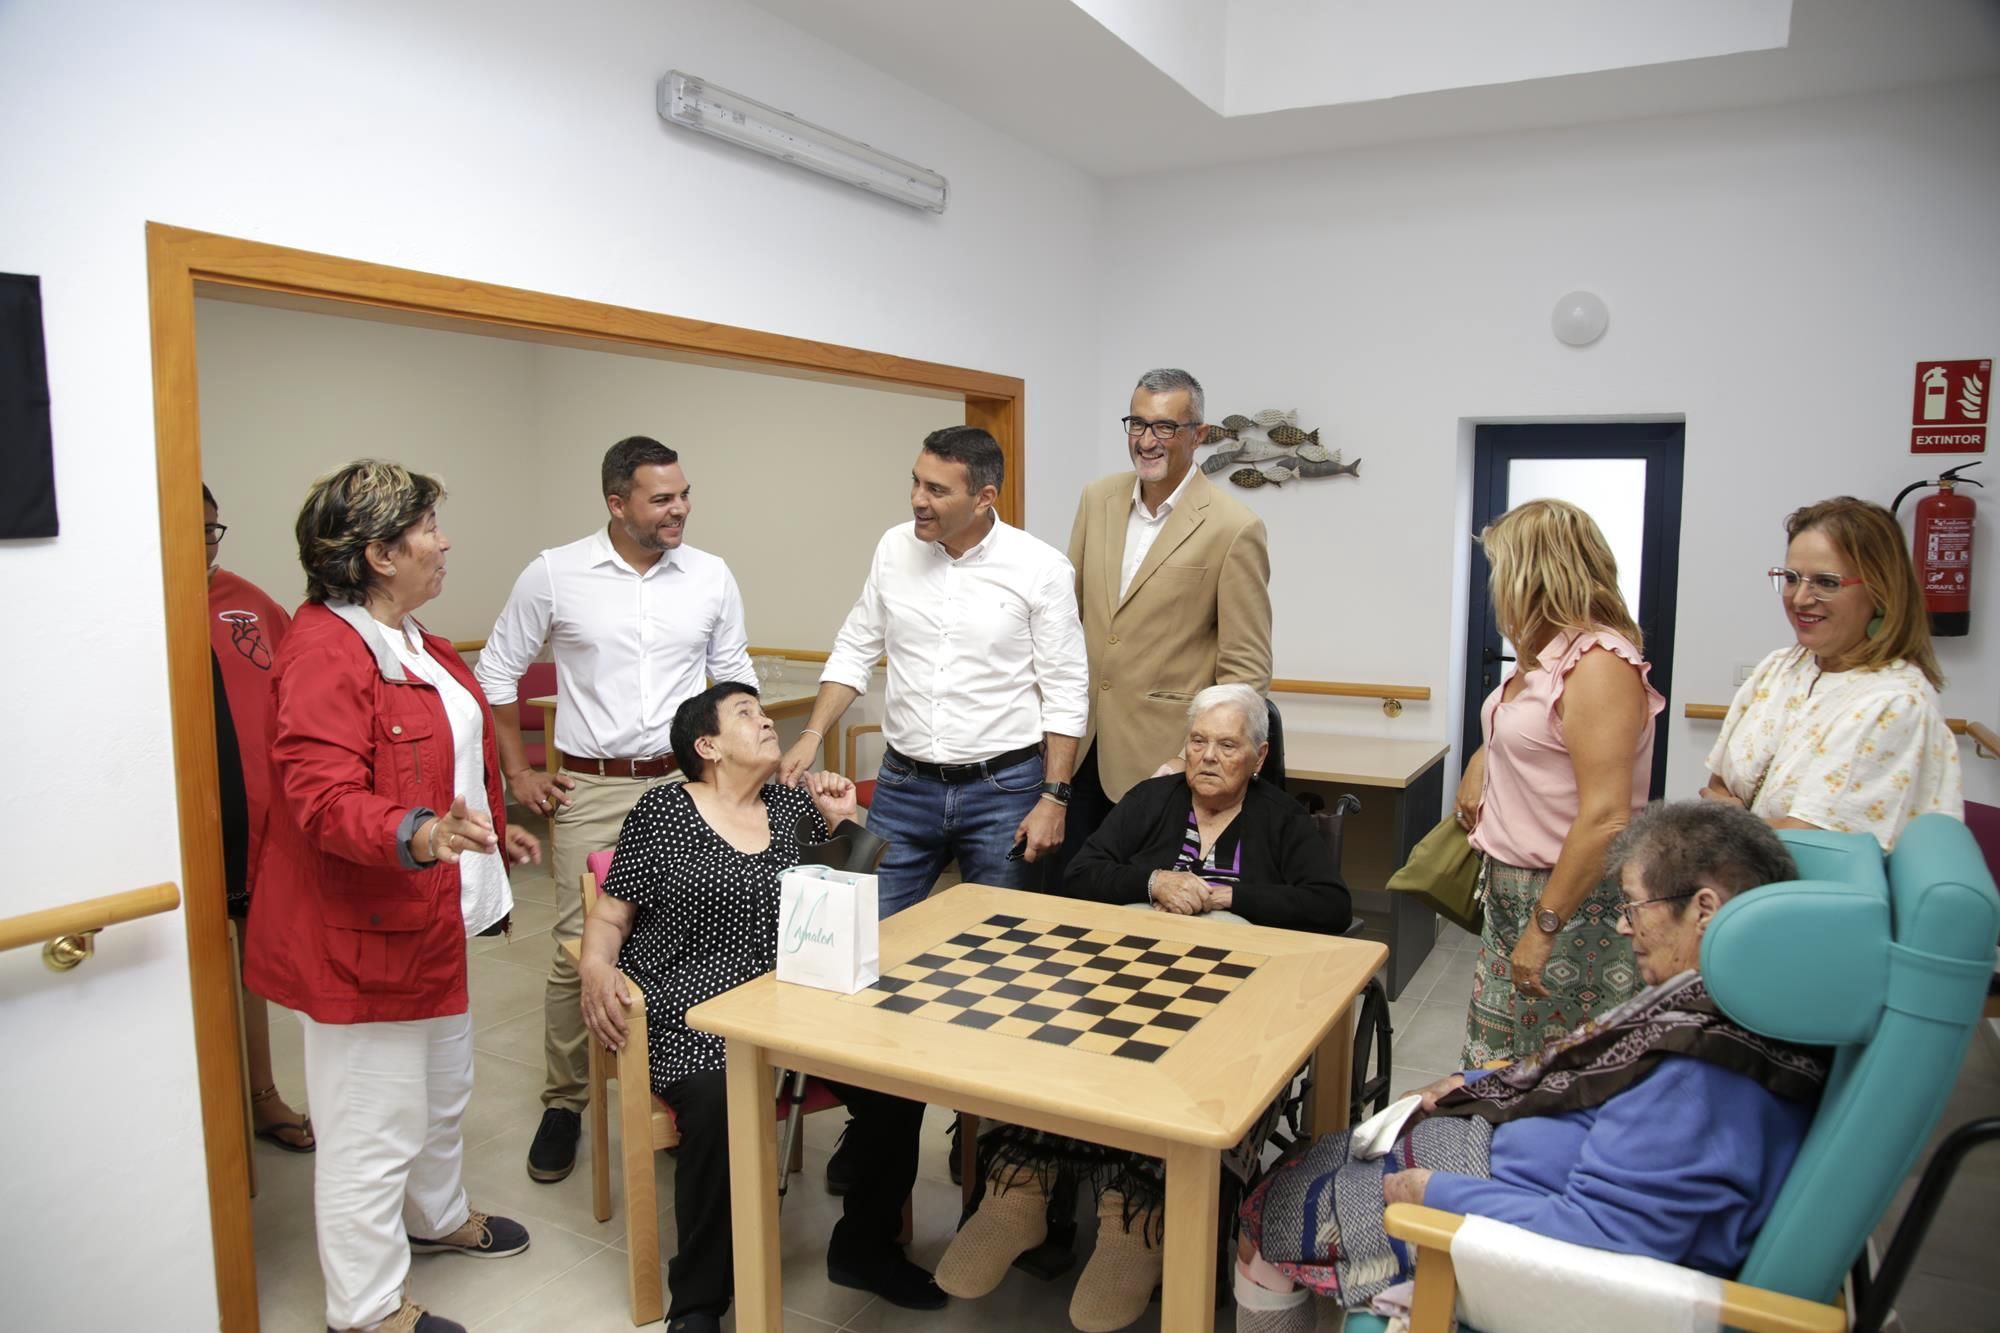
[1461,858,1638,1067]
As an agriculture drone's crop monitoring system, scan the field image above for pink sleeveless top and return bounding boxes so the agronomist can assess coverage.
[1468,629,1664,871]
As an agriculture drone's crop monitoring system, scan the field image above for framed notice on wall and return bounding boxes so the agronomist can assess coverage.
[0,273,59,537]
[1910,358,1990,455]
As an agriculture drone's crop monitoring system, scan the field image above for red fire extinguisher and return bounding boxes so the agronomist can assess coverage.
[1892,461,1982,638]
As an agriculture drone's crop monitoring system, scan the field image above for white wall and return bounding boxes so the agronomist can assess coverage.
[0,0,1099,1322]
[196,298,955,648]
[1095,78,2000,809]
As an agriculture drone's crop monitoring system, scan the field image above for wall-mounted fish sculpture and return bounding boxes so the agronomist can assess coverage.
[1193,423,1239,446]
[1230,465,1293,488]
[1266,424,1320,447]
[1200,435,1295,473]
[1220,414,1258,432]
[1293,452,1361,479]
[1252,408,1299,429]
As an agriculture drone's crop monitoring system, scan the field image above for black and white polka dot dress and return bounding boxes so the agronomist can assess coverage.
[603,782,829,1093]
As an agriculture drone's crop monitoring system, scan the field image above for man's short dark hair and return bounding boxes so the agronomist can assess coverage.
[1604,802,1800,918]
[602,436,680,500]
[921,425,1003,497]
[202,483,218,509]
[670,681,761,782]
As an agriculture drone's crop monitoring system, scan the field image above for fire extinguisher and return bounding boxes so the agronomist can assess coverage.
[1892,460,1982,638]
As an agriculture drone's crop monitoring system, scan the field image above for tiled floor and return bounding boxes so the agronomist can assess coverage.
[250,851,2000,1331]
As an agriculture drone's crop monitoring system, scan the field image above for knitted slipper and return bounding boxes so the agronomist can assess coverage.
[935,1167,1049,1299]
[1068,1189,1163,1332]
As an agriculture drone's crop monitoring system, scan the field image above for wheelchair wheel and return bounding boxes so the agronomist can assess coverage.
[1350,976,1394,1125]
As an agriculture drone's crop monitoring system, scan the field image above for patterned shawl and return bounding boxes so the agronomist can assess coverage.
[1434,969,1830,1125]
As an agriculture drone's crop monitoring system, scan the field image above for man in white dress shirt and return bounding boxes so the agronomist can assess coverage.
[778,426,1090,917]
[476,436,754,1184]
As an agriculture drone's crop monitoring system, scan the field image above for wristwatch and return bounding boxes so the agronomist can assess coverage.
[1040,781,1073,804]
[1535,908,1564,934]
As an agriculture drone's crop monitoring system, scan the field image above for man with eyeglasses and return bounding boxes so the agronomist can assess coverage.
[1058,368,1272,870]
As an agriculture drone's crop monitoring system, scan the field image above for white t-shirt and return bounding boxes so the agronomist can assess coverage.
[376,620,514,936]
[1706,646,1963,850]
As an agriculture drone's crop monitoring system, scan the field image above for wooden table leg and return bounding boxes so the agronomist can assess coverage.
[1161,1141,1221,1330]
[726,1040,782,1328]
[1308,998,1357,1139]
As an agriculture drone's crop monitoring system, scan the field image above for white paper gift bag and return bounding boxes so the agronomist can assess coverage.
[776,864,880,993]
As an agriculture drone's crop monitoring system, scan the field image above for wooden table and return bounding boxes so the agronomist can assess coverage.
[1282,733,1451,1000]
[526,675,836,773]
[688,883,1385,1331]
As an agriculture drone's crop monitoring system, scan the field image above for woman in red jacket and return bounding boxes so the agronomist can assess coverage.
[245,460,540,1333]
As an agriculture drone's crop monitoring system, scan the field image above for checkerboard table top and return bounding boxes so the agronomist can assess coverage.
[688,883,1385,1151]
[842,914,1268,1063]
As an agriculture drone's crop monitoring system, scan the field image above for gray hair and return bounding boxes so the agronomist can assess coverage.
[1187,683,1267,747]
[1135,368,1204,424]
[1604,802,1799,919]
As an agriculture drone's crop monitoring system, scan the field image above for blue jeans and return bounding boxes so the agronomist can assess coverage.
[863,750,1044,917]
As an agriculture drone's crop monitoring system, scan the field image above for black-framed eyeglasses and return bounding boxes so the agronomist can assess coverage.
[1615,890,1699,925]
[1121,415,1192,440]
[1767,566,1862,601]
[203,523,229,542]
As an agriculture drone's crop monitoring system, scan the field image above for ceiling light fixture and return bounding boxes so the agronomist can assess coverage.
[658,71,949,214]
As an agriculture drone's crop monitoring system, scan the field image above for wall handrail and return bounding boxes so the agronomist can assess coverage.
[1269,678,1431,702]
[1686,702,1975,738]
[0,882,182,956]
[1968,721,2000,759]
[464,641,1433,713]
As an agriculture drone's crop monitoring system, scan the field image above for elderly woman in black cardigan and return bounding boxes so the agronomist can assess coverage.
[935,684,1351,1332]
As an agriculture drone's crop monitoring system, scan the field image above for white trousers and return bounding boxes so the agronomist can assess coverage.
[299,1010,475,1330]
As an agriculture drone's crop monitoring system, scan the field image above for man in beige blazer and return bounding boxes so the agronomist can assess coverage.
[1059,368,1274,867]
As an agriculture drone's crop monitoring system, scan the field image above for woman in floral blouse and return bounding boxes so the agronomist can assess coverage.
[1704,496,1963,850]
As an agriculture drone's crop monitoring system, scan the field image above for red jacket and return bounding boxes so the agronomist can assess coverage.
[244,601,507,1024]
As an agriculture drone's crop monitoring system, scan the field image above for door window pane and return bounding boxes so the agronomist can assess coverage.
[1505,457,1647,619]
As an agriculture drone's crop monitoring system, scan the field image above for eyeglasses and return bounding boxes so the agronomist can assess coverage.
[1768,567,1862,600]
[1615,890,1699,926]
[203,523,229,542]
[1121,415,1193,440]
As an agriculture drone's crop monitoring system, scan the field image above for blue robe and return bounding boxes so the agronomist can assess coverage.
[1423,1055,1815,1276]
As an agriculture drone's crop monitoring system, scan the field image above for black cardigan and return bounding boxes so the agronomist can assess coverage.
[1063,774,1352,935]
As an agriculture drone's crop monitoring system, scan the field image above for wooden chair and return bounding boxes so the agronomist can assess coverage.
[568,849,859,1325]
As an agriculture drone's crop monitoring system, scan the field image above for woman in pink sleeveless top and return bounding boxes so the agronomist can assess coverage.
[1456,500,1664,1065]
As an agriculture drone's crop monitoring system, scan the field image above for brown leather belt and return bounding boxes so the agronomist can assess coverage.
[558,751,679,779]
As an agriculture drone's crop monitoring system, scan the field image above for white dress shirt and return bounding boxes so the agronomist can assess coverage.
[1120,465,1197,599]
[821,517,1090,764]
[475,528,753,760]
[375,620,512,936]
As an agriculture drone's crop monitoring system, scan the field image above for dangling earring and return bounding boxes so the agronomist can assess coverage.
[1867,610,1884,639]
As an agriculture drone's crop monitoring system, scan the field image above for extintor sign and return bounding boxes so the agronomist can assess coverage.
[1911,358,1990,454]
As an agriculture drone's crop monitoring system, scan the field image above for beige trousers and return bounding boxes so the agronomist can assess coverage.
[543,768,672,1111]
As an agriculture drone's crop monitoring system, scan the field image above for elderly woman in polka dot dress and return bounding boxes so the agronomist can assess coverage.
[578,681,946,1333]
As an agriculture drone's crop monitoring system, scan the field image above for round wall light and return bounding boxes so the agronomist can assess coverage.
[1551,290,1609,347]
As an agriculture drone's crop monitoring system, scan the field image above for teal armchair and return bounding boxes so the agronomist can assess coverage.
[1349,815,1999,1333]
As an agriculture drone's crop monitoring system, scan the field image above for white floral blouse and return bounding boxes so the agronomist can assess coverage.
[1706,646,1963,850]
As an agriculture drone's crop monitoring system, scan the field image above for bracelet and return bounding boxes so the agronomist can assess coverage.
[1039,793,1068,806]
[426,819,442,862]
[800,728,823,741]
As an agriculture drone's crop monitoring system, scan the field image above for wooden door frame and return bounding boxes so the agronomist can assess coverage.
[145,222,1028,1330]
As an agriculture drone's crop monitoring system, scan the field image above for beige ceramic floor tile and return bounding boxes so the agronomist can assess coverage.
[467,952,549,1032]
[469,1245,843,1332]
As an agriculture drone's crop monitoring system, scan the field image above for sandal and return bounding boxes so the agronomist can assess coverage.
[252,1085,316,1153]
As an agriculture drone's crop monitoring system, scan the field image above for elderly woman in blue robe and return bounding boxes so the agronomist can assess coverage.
[1232,801,1831,1331]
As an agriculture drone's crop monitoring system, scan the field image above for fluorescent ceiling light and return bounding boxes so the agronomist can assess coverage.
[659,70,949,214]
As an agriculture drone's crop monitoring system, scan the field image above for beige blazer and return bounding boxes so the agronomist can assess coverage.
[1067,468,1273,801]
